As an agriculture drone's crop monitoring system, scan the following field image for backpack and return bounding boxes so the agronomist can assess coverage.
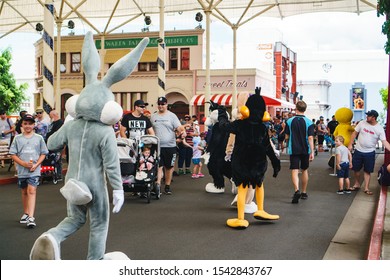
[377,164,390,186]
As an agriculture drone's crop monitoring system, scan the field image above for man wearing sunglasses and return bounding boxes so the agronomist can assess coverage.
[151,96,186,195]
[120,100,154,139]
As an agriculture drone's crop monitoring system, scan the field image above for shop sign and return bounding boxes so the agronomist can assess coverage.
[95,35,198,49]
[196,76,255,91]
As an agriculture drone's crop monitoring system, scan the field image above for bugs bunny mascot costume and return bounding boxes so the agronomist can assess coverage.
[30,32,149,260]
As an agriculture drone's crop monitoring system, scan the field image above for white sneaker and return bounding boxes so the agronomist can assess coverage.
[27,217,36,228]
[20,213,29,224]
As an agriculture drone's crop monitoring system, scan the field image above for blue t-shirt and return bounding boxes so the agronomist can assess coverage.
[285,115,314,155]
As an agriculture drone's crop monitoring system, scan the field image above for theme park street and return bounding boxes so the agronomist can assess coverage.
[0,151,386,260]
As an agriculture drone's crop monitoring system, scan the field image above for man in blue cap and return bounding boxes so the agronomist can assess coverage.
[348,110,390,195]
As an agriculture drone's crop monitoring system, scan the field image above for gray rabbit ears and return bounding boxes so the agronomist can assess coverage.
[75,31,149,125]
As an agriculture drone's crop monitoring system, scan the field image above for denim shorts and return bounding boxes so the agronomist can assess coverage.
[336,162,350,179]
[192,158,201,165]
[352,150,375,173]
[18,176,40,189]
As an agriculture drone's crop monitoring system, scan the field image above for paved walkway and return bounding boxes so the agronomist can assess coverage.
[0,151,388,260]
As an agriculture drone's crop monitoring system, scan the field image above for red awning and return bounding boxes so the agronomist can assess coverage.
[190,94,295,108]
[262,95,296,108]
[190,94,232,106]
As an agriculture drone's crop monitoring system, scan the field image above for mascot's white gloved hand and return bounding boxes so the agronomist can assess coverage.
[112,190,124,213]
[224,153,232,162]
[201,152,210,165]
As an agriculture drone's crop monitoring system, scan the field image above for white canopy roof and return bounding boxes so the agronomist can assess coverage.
[0,0,377,37]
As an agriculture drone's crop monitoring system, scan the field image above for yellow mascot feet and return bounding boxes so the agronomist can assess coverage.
[253,210,280,221]
[227,218,249,229]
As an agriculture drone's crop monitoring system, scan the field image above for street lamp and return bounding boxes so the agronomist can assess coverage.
[195,12,203,29]
[142,15,151,32]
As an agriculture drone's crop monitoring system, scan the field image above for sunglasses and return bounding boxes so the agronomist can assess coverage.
[138,105,146,108]
[157,103,167,106]
[36,112,43,114]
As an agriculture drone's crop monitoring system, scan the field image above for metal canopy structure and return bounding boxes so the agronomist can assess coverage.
[0,1,377,37]
[0,0,379,108]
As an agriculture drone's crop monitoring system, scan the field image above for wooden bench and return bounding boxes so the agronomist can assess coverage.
[0,140,13,172]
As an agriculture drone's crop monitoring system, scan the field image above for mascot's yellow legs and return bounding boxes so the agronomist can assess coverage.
[227,184,280,229]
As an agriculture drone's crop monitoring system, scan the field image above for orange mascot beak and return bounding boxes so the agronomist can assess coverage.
[239,106,250,119]
[262,111,271,122]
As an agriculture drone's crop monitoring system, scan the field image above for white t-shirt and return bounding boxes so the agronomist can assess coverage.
[354,120,386,153]
[335,144,349,163]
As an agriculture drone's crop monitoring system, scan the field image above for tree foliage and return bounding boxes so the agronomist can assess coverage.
[379,87,388,111]
[0,48,29,115]
[378,0,390,54]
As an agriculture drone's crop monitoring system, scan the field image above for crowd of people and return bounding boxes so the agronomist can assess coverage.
[2,97,390,230]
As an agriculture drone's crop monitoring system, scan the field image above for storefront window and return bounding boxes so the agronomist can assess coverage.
[169,48,178,70]
[150,62,158,71]
[60,53,66,73]
[71,53,81,73]
[138,62,148,71]
[37,56,42,76]
[181,48,190,70]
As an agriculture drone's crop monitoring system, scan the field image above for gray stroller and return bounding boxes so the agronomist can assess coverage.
[116,135,160,203]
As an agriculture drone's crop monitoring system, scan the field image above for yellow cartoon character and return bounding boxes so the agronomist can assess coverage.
[333,107,355,146]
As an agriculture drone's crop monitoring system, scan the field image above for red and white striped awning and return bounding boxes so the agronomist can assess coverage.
[190,93,295,108]
[190,94,232,106]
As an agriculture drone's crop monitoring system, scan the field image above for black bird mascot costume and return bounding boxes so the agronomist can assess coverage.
[204,101,233,193]
[218,87,281,229]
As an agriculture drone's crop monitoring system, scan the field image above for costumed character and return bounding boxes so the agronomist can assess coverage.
[228,93,268,213]
[218,87,281,229]
[333,107,354,146]
[204,103,234,193]
[29,32,149,260]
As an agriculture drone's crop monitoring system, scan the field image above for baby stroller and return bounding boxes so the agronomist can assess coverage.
[117,135,160,203]
[40,151,61,184]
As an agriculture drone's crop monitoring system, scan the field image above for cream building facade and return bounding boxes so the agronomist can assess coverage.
[34,29,294,123]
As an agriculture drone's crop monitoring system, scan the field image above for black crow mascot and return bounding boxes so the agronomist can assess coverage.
[218,87,281,229]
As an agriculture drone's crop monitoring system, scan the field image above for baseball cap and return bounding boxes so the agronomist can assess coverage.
[157,96,168,104]
[35,107,44,113]
[22,113,35,122]
[134,99,149,107]
[365,110,379,118]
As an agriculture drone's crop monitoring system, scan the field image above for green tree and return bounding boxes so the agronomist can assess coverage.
[0,48,28,115]
[378,0,390,54]
[379,87,388,110]
[378,87,388,125]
